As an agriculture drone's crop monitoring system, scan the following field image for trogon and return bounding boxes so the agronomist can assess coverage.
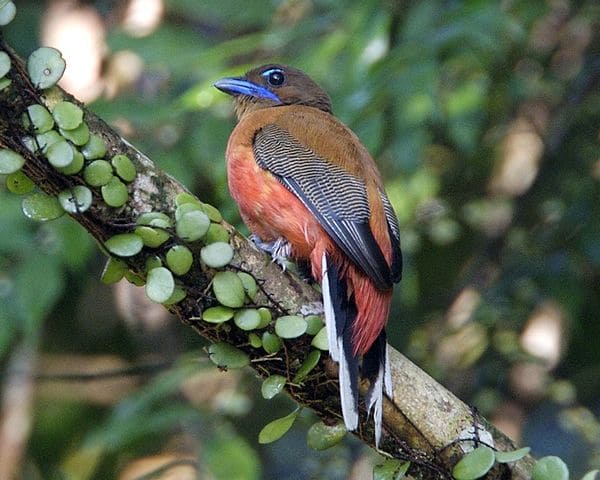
[214,64,402,445]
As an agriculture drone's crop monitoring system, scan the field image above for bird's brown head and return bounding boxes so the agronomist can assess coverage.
[214,64,332,119]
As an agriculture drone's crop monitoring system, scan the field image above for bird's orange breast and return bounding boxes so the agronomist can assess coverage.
[226,131,328,263]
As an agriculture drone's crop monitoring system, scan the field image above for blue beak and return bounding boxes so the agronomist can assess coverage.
[214,77,282,104]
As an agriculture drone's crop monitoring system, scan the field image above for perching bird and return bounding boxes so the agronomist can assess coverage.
[214,64,402,445]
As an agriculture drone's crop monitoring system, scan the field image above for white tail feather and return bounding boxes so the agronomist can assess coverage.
[384,343,393,397]
[321,253,339,361]
[338,337,358,431]
[366,362,384,447]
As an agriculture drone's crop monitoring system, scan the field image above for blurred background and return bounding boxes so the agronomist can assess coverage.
[0,0,598,478]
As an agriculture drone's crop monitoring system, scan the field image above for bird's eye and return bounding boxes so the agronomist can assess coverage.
[262,68,285,87]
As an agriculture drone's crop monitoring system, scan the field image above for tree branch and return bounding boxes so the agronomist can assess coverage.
[0,38,534,479]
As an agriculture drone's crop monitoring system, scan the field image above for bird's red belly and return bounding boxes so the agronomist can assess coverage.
[227,148,324,262]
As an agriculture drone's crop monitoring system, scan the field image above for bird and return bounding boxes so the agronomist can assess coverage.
[214,64,402,445]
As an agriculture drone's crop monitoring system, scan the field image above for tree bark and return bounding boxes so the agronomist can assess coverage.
[0,38,534,479]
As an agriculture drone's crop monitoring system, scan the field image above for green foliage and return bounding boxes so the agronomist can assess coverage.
[26,46,65,88]
[261,375,286,400]
[258,407,300,444]
[532,456,570,480]
[452,446,495,480]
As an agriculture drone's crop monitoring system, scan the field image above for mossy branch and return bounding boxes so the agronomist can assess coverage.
[0,38,534,479]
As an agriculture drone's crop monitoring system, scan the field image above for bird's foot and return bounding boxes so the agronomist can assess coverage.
[250,235,292,270]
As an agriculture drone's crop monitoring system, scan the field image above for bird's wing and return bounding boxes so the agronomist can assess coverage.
[379,190,402,283]
[253,122,394,289]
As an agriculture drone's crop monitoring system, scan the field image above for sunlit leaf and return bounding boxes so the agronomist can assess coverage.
[145,267,175,303]
[261,375,286,399]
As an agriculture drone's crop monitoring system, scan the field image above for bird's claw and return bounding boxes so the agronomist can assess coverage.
[250,235,292,270]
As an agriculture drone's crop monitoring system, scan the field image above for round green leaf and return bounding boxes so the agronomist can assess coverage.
[0,51,9,77]
[175,201,202,220]
[0,1,16,26]
[201,241,234,268]
[0,148,25,174]
[36,130,62,152]
[55,147,84,175]
[293,350,321,383]
[202,306,234,323]
[212,271,245,308]
[248,332,262,348]
[58,185,92,214]
[175,192,200,206]
[275,315,307,339]
[201,202,222,222]
[307,421,347,451]
[145,267,174,303]
[163,286,186,305]
[100,257,127,284]
[257,307,272,328]
[101,176,129,207]
[311,327,329,350]
[105,233,143,257]
[134,225,169,248]
[5,170,35,194]
[452,446,495,480]
[81,133,107,160]
[261,375,286,400]
[111,154,136,182]
[28,47,66,89]
[46,140,73,168]
[145,255,162,271]
[233,308,261,331]
[137,211,171,227]
[27,104,54,133]
[237,272,258,301]
[83,159,113,187]
[532,456,569,480]
[21,192,64,221]
[166,245,193,275]
[258,408,300,444]
[305,315,324,335]
[52,101,83,130]
[495,447,531,464]
[262,332,281,354]
[205,223,230,243]
[176,210,210,241]
[59,121,89,146]
[208,342,250,369]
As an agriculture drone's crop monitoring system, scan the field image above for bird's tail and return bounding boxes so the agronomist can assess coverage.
[363,330,393,447]
[322,252,359,431]
[321,253,393,445]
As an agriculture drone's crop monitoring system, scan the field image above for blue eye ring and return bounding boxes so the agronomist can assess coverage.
[262,68,285,87]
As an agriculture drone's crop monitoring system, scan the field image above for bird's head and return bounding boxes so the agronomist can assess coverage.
[214,64,332,119]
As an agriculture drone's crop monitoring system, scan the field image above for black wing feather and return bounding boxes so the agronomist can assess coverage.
[253,123,396,289]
